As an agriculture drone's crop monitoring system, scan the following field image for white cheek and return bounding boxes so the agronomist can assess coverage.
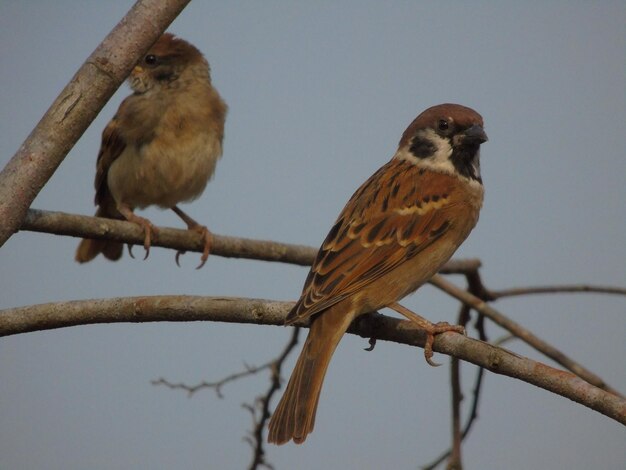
[394,129,456,175]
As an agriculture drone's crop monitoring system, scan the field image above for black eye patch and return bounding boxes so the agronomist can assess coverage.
[409,136,436,159]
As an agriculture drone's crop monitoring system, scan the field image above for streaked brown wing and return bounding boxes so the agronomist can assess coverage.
[286,158,460,324]
[94,106,127,207]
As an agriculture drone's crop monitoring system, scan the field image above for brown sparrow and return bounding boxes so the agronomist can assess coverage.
[268,103,487,445]
[75,33,227,268]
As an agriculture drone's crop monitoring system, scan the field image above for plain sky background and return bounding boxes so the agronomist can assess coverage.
[1,1,625,469]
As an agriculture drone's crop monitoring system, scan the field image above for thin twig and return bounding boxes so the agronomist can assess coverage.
[152,328,300,470]
[244,328,300,470]
[428,275,623,397]
[448,356,463,470]
[491,285,626,298]
[152,361,273,398]
[425,272,492,470]
[423,366,486,470]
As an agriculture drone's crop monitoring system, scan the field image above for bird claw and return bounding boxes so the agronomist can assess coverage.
[387,303,465,368]
[423,333,441,367]
[141,238,151,260]
[423,322,465,367]
[170,206,212,269]
[172,232,209,269]
[127,243,150,260]
[195,226,211,269]
[175,250,185,267]
[124,219,156,261]
[364,337,377,352]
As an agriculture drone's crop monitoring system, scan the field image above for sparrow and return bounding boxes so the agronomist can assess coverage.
[267,103,487,445]
[75,33,227,268]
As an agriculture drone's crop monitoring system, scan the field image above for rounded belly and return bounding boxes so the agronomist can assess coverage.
[107,139,220,209]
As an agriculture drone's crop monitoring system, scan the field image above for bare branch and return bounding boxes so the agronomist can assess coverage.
[491,285,626,298]
[22,208,317,266]
[152,329,300,470]
[245,328,300,470]
[448,356,463,470]
[1,295,623,425]
[0,0,191,248]
[429,275,623,397]
[435,281,486,470]
[152,362,273,398]
[0,296,293,337]
[21,208,480,270]
[423,364,486,470]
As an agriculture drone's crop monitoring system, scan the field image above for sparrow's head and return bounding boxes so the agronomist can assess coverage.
[397,103,487,183]
[129,33,209,93]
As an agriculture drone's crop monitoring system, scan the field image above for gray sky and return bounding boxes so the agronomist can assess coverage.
[1,1,625,469]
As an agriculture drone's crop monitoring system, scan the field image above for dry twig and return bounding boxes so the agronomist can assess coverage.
[152,362,274,398]
[152,328,301,470]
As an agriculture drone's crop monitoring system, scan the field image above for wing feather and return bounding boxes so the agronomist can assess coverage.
[94,104,128,209]
[286,158,461,324]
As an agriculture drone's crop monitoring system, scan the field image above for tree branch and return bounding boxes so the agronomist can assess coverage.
[491,285,626,298]
[429,275,623,397]
[1,295,624,426]
[23,208,318,266]
[0,0,191,248]
[245,327,300,470]
[20,208,479,270]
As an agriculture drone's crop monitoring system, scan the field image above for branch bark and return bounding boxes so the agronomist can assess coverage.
[429,275,622,397]
[20,208,480,270]
[0,0,191,248]
[0,295,624,426]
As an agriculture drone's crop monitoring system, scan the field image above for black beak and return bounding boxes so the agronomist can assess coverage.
[463,125,488,144]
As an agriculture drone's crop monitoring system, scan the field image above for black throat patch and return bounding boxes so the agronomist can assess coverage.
[450,145,482,183]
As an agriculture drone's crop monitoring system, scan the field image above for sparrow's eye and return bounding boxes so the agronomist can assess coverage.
[144,54,158,66]
[438,119,449,131]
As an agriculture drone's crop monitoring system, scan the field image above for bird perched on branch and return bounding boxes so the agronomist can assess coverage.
[75,33,227,268]
[268,103,487,445]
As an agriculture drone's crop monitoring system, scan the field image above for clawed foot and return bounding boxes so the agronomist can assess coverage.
[118,205,158,261]
[171,205,212,269]
[175,224,212,269]
[388,302,465,366]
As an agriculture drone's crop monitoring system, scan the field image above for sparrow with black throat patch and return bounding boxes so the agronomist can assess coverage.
[75,33,227,268]
[268,103,487,445]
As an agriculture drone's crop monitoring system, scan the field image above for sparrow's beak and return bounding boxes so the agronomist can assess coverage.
[462,125,488,144]
[131,65,144,77]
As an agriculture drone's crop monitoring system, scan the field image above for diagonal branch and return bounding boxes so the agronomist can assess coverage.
[0,295,623,426]
[0,0,191,248]
[429,274,622,397]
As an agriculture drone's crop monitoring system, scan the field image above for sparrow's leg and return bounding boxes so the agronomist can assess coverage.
[171,205,212,269]
[116,203,158,260]
[388,302,465,367]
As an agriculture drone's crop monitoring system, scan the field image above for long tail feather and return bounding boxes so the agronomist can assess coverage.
[268,307,355,444]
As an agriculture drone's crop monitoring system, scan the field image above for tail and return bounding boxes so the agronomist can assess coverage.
[268,307,355,445]
[75,207,124,263]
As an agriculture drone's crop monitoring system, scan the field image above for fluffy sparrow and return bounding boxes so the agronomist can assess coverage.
[75,33,227,268]
[268,103,487,444]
